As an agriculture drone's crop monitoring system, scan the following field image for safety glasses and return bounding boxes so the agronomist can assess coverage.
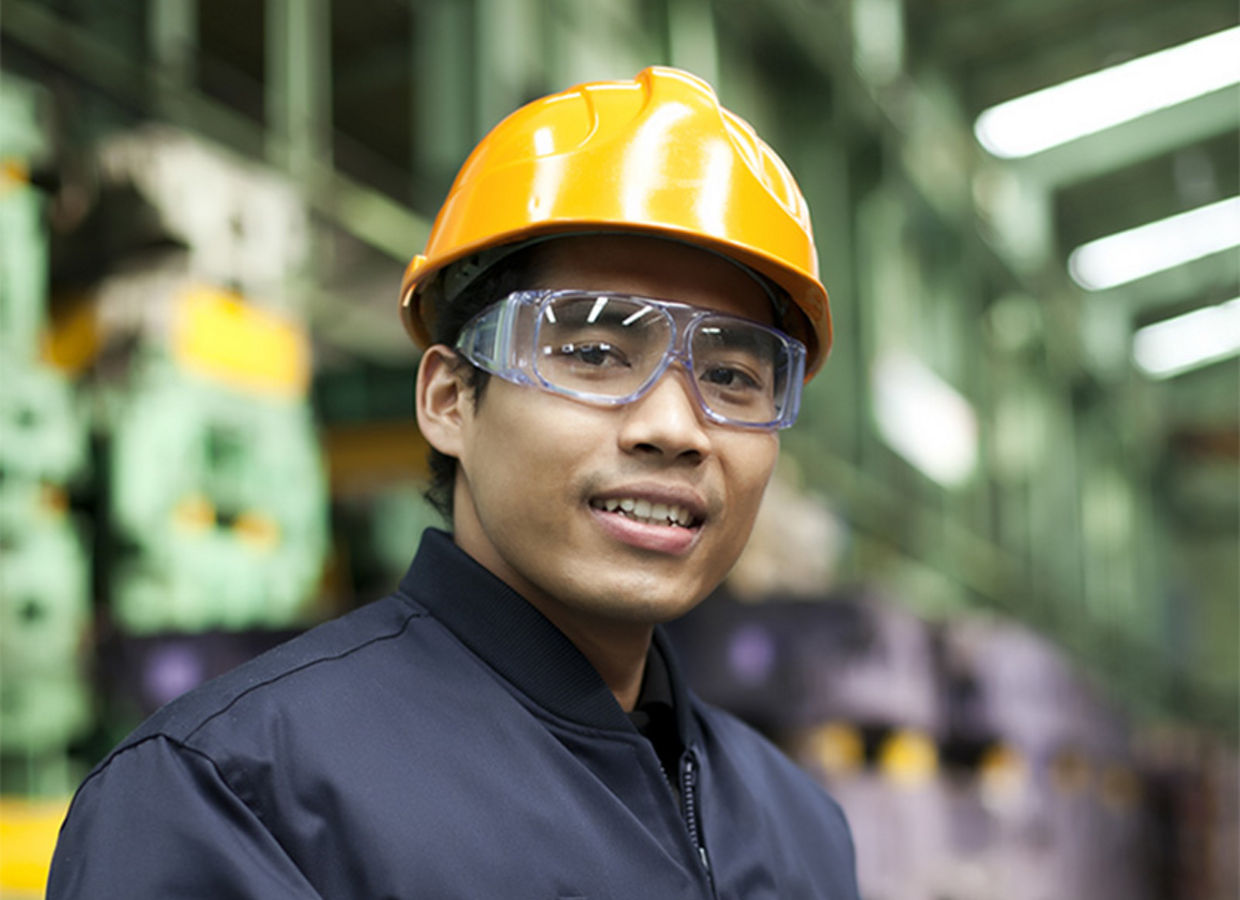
[455,290,805,429]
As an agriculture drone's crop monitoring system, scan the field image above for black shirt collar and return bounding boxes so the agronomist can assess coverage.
[628,641,675,726]
[627,643,685,782]
[397,529,701,747]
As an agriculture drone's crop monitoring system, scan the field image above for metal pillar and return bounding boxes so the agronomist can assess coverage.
[266,0,333,185]
[413,0,474,177]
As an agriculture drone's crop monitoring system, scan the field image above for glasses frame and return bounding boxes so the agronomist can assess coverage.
[454,289,805,430]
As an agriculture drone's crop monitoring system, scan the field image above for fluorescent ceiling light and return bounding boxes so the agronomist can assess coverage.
[1133,297,1240,378]
[975,27,1240,158]
[872,353,977,487]
[1068,196,1240,291]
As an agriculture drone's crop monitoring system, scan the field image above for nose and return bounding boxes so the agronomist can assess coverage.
[617,366,711,462]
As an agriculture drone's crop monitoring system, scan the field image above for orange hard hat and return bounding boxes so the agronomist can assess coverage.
[400,66,833,376]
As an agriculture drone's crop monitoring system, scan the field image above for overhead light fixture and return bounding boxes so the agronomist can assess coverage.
[975,27,1240,158]
[1067,196,1240,290]
[1133,297,1240,379]
[872,353,978,487]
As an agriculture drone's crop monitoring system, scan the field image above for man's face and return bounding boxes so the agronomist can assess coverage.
[446,234,781,632]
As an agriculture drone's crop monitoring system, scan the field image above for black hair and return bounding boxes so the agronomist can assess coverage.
[421,244,547,522]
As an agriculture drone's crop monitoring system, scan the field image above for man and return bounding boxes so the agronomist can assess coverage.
[49,67,860,898]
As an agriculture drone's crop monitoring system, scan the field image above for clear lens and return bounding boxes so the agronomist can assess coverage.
[457,291,802,428]
[528,293,795,425]
[533,295,672,398]
[691,316,788,424]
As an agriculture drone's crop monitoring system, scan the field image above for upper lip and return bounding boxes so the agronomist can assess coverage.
[589,482,710,524]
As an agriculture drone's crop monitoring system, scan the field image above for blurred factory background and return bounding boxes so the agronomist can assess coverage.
[0,0,1236,897]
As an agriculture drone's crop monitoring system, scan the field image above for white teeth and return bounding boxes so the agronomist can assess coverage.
[593,498,696,528]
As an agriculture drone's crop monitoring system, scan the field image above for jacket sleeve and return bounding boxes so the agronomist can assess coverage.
[47,735,323,899]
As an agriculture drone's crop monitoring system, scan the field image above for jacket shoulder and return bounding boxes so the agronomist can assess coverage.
[119,594,427,749]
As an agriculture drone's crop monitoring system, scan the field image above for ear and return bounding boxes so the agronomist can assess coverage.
[415,345,470,459]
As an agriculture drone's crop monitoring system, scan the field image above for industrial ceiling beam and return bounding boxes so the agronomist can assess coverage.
[0,0,428,266]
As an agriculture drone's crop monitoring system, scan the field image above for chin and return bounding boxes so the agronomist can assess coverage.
[571,574,714,625]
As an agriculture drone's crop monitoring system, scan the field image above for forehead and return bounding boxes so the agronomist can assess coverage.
[532,235,776,326]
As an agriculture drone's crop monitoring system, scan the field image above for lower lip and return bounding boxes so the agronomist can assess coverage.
[589,506,701,555]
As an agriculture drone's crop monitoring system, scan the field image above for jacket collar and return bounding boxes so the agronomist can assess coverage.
[397,528,701,746]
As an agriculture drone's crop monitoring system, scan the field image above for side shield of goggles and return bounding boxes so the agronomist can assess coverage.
[455,290,805,430]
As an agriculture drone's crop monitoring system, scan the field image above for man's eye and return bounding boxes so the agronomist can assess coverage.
[702,365,760,389]
[560,342,628,367]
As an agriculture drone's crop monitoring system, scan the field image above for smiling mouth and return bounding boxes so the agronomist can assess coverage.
[589,497,700,528]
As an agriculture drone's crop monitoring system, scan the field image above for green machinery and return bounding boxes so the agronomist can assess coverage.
[0,76,93,791]
[1,73,330,787]
[108,350,328,634]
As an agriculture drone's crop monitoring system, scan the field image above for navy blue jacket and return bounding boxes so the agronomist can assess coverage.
[49,529,859,898]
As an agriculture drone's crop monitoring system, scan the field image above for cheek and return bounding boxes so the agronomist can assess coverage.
[709,434,778,555]
[464,392,591,505]
[725,434,779,504]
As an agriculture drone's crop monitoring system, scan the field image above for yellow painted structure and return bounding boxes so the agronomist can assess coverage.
[173,286,311,399]
[0,797,69,898]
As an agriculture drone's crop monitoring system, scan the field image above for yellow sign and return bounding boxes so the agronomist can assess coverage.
[878,729,939,787]
[805,722,864,776]
[172,287,311,398]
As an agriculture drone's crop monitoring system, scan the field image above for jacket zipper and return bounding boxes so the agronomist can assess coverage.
[680,752,712,879]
